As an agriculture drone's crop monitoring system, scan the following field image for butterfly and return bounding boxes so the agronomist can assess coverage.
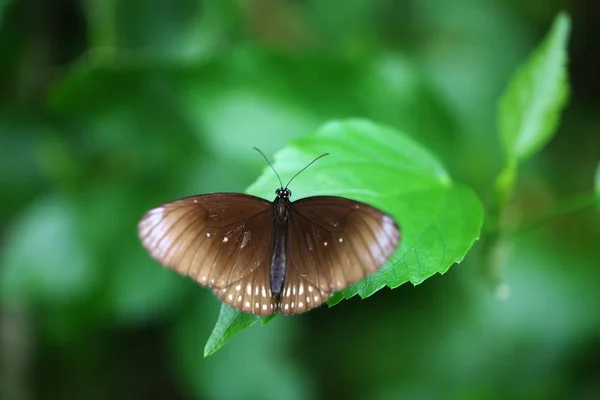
[138,149,400,316]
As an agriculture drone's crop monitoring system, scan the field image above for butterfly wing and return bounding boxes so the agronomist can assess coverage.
[138,193,277,315]
[279,196,400,315]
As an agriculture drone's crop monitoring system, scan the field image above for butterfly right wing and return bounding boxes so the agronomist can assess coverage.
[280,196,399,315]
[138,193,277,315]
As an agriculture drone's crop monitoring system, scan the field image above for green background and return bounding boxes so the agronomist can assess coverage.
[1,1,599,399]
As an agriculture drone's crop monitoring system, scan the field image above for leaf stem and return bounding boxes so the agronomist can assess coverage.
[511,191,599,236]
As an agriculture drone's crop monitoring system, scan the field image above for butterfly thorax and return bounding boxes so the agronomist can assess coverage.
[274,198,289,222]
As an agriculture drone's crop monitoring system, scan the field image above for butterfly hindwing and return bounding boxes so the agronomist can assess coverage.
[277,264,331,316]
[212,264,277,316]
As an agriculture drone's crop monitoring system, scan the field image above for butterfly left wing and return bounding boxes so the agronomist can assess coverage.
[280,196,399,315]
[138,193,277,315]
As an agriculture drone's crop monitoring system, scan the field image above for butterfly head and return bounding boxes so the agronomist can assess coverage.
[275,187,292,200]
[253,147,328,204]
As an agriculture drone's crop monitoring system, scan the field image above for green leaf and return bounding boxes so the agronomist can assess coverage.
[498,12,570,163]
[204,304,263,357]
[204,304,278,357]
[205,119,484,354]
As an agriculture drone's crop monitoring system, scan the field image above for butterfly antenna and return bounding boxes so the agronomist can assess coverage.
[253,147,284,188]
[285,153,329,189]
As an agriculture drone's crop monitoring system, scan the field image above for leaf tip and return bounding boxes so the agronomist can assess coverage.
[203,347,214,358]
[555,11,571,30]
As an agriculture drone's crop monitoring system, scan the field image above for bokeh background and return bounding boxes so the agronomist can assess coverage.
[1,0,599,399]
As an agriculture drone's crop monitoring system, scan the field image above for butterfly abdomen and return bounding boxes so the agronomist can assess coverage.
[270,213,288,296]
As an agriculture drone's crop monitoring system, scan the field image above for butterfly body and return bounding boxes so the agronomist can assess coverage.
[270,189,292,297]
[138,187,400,316]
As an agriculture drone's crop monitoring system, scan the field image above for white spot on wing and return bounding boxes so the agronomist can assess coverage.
[235,284,241,291]
[298,283,304,296]
[246,283,252,296]
[241,231,251,248]
[308,286,314,293]
[261,286,267,297]
[210,278,215,285]
[237,295,242,302]
[255,286,260,296]
[227,294,233,300]
[223,237,229,243]
[306,296,311,303]
[262,304,268,311]
[244,301,250,308]
[314,295,319,302]
[305,233,313,251]
[201,276,207,282]
[255,302,260,309]
[324,241,328,247]
[291,301,295,308]
[284,304,289,310]
[206,232,211,238]
[298,301,303,308]
[338,237,343,243]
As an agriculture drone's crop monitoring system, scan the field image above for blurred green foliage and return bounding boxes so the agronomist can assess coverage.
[1,1,599,399]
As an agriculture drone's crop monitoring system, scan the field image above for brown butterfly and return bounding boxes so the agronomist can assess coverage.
[138,149,400,316]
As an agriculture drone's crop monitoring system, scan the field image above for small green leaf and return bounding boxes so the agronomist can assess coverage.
[204,304,279,356]
[498,13,570,163]
[205,119,484,354]
[204,304,263,357]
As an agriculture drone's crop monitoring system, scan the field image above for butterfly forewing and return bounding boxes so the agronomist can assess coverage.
[138,193,278,314]
[278,196,400,315]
